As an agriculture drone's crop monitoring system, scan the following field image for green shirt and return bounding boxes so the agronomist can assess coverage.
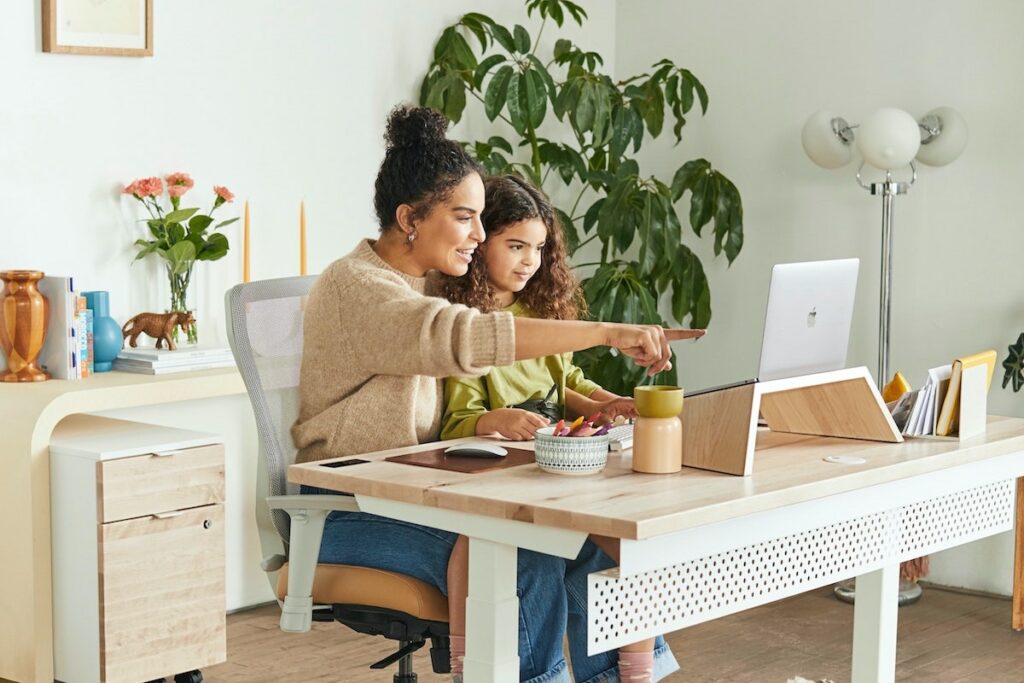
[441,301,601,439]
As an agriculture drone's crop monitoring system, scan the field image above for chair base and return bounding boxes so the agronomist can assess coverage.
[330,603,451,674]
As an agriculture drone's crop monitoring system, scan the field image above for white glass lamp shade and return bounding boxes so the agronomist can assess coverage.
[856,108,921,170]
[801,110,853,169]
[915,106,968,167]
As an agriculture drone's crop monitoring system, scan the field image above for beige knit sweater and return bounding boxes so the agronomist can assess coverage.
[292,239,515,463]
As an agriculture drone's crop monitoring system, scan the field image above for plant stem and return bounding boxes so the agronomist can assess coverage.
[467,89,516,128]
[575,234,598,251]
[534,17,547,50]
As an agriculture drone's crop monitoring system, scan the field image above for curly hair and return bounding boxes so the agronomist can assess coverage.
[442,175,586,320]
[373,105,482,230]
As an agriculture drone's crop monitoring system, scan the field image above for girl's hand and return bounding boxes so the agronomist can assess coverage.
[594,397,637,424]
[603,324,705,376]
[476,408,551,441]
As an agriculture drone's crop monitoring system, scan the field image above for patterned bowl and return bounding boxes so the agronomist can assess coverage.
[533,425,612,476]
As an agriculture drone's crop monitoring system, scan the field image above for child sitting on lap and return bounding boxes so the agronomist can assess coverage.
[439,175,655,682]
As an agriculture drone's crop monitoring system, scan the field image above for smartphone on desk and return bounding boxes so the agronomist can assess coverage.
[319,458,370,468]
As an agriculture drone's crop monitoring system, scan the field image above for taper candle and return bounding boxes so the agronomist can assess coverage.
[300,200,307,276]
[243,200,250,283]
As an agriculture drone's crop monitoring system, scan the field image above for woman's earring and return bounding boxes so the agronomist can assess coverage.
[406,229,417,243]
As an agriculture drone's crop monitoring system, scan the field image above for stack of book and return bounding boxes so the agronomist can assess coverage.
[113,346,236,375]
[37,275,89,380]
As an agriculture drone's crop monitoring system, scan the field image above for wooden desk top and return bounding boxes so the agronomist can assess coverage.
[289,416,1024,541]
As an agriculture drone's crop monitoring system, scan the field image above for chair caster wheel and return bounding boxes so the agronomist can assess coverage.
[174,671,203,683]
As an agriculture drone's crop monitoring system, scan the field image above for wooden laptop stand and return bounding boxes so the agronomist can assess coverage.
[681,367,902,476]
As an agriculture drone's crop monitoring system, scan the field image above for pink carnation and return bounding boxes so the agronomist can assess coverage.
[124,177,163,197]
[165,172,194,189]
[213,185,235,202]
[167,184,190,198]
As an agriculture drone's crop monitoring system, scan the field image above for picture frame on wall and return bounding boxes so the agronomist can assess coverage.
[42,0,153,57]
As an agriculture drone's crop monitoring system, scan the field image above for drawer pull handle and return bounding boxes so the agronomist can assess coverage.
[151,511,184,519]
[152,450,183,457]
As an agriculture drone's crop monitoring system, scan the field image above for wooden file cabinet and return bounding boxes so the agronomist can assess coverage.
[50,415,227,683]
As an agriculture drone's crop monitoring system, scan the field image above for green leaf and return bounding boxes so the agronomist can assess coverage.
[433,26,454,62]
[609,106,632,160]
[524,69,547,128]
[449,32,478,72]
[526,54,557,103]
[670,244,711,327]
[443,73,467,122]
[473,54,506,89]
[573,81,596,133]
[214,217,240,229]
[491,24,515,53]
[1003,333,1024,392]
[506,72,528,134]
[597,178,633,245]
[689,171,716,236]
[671,158,710,201]
[513,24,531,53]
[147,219,164,239]
[487,135,513,154]
[582,197,604,235]
[460,13,492,51]
[554,207,579,255]
[165,240,197,274]
[166,223,186,244]
[197,232,229,261]
[188,214,213,235]
[484,65,514,121]
[165,208,198,224]
[554,38,572,60]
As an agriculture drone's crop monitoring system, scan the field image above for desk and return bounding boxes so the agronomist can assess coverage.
[291,416,1024,683]
[0,368,245,683]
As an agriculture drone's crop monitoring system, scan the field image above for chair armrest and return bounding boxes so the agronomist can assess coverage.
[267,494,360,513]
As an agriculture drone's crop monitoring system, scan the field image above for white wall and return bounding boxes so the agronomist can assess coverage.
[615,0,1024,595]
[1,0,615,609]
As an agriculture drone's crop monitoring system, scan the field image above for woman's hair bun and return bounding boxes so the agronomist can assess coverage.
[384,105,449,150]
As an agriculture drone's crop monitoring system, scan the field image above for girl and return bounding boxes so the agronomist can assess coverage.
[440,174,676,682]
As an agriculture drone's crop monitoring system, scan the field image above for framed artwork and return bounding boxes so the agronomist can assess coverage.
[42,0,153,57]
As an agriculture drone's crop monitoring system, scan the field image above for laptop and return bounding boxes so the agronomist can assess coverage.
[609,258,860,450]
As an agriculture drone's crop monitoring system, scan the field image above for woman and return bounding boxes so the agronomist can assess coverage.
[292,105,695,682]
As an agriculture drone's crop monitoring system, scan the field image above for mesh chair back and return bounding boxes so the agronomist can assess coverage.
[225,276,317,543]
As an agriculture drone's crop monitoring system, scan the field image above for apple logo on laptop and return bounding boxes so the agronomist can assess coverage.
[807,307,817,327]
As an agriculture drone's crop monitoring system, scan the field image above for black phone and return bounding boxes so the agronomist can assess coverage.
[319,458,370,468]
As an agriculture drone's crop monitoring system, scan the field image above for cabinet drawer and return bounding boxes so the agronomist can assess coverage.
[99,444,224,522]
[99,504,226,683]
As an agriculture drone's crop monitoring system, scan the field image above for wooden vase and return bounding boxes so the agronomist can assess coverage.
[0,270,50,382]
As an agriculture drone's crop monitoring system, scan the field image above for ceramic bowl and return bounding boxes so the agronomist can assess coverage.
[533,425,612,475]
[633,385,684,418]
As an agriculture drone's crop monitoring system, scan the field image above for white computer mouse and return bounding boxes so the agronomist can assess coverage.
[443,442,508,458]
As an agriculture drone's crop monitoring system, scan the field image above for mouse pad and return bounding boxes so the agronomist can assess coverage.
[386,446,535,473]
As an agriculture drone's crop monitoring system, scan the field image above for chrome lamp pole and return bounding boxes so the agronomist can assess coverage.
[801,107,967,607]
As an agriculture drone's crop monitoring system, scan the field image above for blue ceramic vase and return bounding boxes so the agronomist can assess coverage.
[82,291,122,372]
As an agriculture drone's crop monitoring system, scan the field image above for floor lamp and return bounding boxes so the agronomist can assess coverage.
[801,106,969,605]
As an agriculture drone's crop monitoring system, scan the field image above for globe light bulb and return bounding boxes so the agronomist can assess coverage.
[856,108,921,170]
[915,106,968,167]
[801,110,854,169]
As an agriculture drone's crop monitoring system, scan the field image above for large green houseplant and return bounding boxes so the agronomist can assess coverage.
[420,0,744,394]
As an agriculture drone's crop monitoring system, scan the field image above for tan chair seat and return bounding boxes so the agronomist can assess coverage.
[277,563,449,623]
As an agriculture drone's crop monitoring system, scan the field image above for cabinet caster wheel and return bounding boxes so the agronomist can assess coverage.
[174,671,203,683]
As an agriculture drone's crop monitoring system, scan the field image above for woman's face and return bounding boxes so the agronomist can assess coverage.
[482,218,548,306]
[412,173,486,277]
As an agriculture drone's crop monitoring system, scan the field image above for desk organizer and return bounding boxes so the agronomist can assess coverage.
[681,367,902,476]
[49,415,226,683]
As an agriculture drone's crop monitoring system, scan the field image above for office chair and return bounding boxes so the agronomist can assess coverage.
[225,276,450,682]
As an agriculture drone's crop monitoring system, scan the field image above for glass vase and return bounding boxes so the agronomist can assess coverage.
[166,262,199,345]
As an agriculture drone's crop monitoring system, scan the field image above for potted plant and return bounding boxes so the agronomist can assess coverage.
[122,173,238,344]
[419,0,744,394]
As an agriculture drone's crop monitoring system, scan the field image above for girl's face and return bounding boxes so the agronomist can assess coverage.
[482,218,548,306]
[413,173,486,276]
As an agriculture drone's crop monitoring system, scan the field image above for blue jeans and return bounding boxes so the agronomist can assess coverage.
[303,487,679,682]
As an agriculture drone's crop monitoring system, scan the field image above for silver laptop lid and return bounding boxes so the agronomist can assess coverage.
[757,258,859,382]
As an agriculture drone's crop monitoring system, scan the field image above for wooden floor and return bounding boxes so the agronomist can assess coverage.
[200,587,1024,682]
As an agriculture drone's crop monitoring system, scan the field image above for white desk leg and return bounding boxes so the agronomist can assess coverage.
[464,537,519,683]
[851,563,899,683]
